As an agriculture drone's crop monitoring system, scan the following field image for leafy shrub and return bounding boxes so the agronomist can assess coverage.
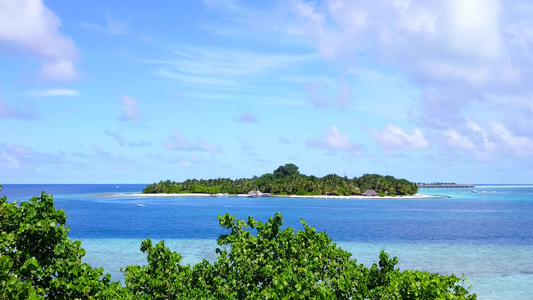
[124,213,476,299]
[0,189,127,299]
[296,188,307,195]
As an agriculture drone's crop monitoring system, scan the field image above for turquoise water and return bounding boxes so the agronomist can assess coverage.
[2,184,532,299]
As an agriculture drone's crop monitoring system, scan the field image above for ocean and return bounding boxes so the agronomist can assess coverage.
[1,184,532,299]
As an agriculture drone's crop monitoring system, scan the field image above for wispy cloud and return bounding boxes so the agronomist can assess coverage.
[239,139,259,157]
[92,145,151,170]
[79,11,127,35]
[304,78,351,108]
[29,89,79,97]
[306,126,365,155]
[0,143,67,169]
[235,112,258,123]
[146,152,230,169]
[105,130,153,147]
[0,99,39,120]
[278,136,293,144]
[171,93,184,102]
[163,130,222,153]
[0,0,78,81]
[237,139,273,165]
[104,130,126,146]
[148,45,316,92]
[371,125,430,150]
[105,11,126,34]
[118,95,141,122]
[0,142,152,174]
[129,140,153,147]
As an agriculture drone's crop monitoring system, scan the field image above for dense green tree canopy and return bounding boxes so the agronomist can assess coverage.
[273,163,300,178]
[143,164,419,196]
[0,187,127,299]
[1,188,475,299]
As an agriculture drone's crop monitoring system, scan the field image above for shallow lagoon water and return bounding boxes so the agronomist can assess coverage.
[2,184,532,299]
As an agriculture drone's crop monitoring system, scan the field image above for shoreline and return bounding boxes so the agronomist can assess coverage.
[98,192,442,200]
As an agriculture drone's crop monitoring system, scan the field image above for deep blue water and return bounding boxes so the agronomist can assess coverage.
[2,184,533,299]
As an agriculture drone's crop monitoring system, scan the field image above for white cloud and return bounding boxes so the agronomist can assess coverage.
[417,59,491,86]
[0,0,78,81]
[393,0,436,35]
[324,126,352,150]
[306,125,365,155]
[490,122,533,157]
[445,0,501,60]
[30,89,79,97]
[180,160,192,167]
[118,95,141,121]
[467,120,496,151]
[371,125,430,150]
[443,130,475,150]
[39,60,77,81]
[274,0,533,135]
[204,0,533,119]
[437,121,533,159]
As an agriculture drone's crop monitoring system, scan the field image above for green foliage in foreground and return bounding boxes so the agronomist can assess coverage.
[1,186,475,299]
[143,163,419,196]
[0,186,127,299]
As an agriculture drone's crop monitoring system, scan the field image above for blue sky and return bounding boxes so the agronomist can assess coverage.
[1,0,532,184]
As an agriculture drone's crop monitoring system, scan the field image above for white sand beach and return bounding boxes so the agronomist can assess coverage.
[99,193,439,199]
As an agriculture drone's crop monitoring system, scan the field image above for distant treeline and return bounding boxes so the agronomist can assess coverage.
[417,182,457,185]
[143,164,419,196]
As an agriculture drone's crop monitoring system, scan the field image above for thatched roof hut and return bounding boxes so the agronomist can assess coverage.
[363,189,378,196]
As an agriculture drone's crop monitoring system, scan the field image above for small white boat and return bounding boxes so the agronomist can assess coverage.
[481,191,487,195]
[137,204,145,207]
[491,191,496,194]
[471,190,477,193]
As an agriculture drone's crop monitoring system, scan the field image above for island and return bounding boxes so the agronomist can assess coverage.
[142,163,419,197]
[417,182,475,188]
